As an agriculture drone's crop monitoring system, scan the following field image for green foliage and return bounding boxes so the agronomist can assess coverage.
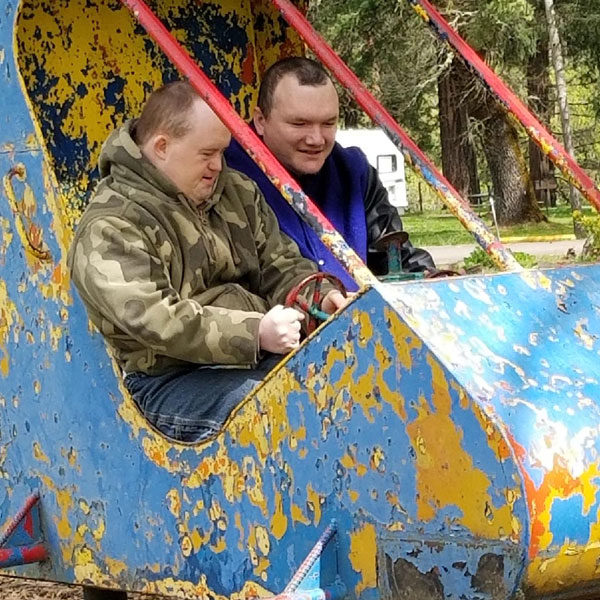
[574,210,600,258]
[452,0,539,67]
[308,0,544,154]
[562,0,600,67]
[308,0,600,206]
[463,248,538,270]
[308,0,441,154]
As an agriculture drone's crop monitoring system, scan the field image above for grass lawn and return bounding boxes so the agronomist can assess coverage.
[402,205,593,246]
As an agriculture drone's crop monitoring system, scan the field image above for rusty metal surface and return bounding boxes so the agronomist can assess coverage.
[0,275,531,597]
[388,266,600,597]
[14,0,305,230]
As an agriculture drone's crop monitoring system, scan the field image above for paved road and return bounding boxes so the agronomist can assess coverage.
[426,239,586,267]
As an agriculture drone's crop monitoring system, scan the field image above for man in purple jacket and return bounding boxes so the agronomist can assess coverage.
[225,57,435,290]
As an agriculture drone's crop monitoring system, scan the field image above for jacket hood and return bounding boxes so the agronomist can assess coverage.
[98,119,226,211]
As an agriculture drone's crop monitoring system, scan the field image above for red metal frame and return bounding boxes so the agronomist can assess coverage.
[270,0,521,272]
[408,0,600,212]
[0,493,47,569]
[119,0,378,289]
[0,494,40,547]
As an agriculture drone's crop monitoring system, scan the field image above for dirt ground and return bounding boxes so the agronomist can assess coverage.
[0,576,163,599]
[0,576,81,600]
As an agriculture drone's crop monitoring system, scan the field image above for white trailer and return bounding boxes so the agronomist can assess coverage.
[336,128,408,210]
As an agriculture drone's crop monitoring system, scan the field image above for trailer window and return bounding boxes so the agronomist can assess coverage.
[377,154,397,173]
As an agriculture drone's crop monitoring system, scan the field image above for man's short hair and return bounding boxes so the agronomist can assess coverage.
[257,57,331,117]
[133,81,200,146]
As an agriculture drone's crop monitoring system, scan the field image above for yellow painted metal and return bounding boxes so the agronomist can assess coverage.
[15,0,306,232]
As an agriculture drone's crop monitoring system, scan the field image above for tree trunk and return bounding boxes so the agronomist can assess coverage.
[438,58,480,200]
[526,14,557,208]
[455,59,546,225]
[544,0,585,237]
[477,104,546,225]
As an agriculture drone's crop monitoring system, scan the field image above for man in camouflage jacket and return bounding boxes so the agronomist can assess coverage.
[68,81,346,445]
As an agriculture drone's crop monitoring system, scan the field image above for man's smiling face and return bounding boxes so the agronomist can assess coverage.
[254,73,339,176]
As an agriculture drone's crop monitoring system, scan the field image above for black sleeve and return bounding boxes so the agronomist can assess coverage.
[364,165,436,274]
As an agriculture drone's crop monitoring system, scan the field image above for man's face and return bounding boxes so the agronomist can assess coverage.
[147,99,232,205]
[254,74,339,176]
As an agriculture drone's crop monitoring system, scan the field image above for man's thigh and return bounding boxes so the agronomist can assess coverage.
[125,355,281,442]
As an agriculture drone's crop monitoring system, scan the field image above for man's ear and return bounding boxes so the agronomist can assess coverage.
[253,107,266,137]
[149,134,169,161]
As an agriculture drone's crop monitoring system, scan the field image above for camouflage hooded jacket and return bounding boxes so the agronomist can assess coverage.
[68,121,319,375]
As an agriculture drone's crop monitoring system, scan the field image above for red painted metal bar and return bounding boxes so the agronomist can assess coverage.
[408,0,600,212]
[0,493,40,547]
[0,544,48,569]
[0,492,48,568]
[270,0,521,272]
[120,0,377,289]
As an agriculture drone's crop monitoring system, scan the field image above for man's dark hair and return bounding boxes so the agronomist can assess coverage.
[133,80,200,146]
[257,57,330,117]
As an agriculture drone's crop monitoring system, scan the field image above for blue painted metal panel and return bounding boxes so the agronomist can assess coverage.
[387,267,600,595]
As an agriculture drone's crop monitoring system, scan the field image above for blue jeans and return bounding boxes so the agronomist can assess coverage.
[124,355,281,442]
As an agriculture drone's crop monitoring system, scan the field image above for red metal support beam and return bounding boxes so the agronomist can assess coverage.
[0,493,40,547]
[0,493,47,569]
[408,0,600,213]
[269,0,521,272]
[120,0,378,289]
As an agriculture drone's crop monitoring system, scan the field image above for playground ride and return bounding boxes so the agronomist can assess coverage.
[1,1,600,600]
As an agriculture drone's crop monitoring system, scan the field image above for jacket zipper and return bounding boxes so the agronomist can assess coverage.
[198,209,217,262]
